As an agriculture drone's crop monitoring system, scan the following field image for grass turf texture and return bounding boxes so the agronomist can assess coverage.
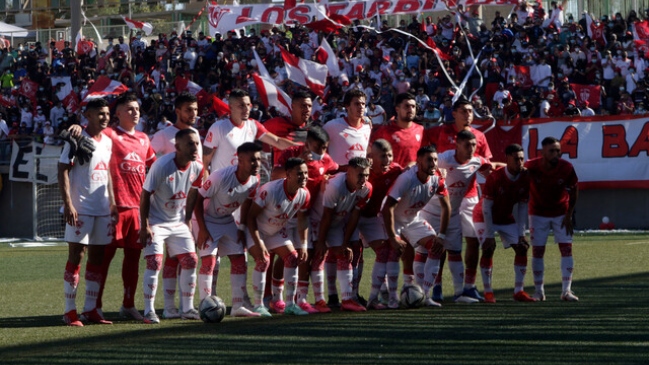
[1,234,648,364]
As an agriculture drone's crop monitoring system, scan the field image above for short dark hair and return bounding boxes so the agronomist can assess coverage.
[505,143,524,156]
[285,157,306,171]
[372,139,392,152]
[174,92,197,109]
[343,89,366,106]
[229,89,249,101]
[452,96,472,111]
[541,136,560,146]
[417,144,437,157]
[292,90,312,103]
[86,98,109,111]
[115,92,139,108]
[456,129,476,141]
[175,128,197,141]
[307,125,329,144]
[237,141,263,155]
[395,92,416,106]
[348,157,370,169]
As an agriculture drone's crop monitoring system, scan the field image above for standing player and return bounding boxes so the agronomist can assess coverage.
[382,145,450,306]
[421,96,494,302]
[360,139,403,309]
[526,137,579,301]
[247,157,311,316]
[420,130,492,303]
[149,92,201,318]
[139,129,203,324]
[59,98,117,326]
[322,89,371,306]
[273,126,338,314]
[193,142,262,317]
[312,157,373,312]
[473,144,536,303]
[264,90,313,165]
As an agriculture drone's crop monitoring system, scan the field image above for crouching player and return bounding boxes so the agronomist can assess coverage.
[473,144,536,303]
[193,142,262,317]
[312,157,373,312]
[247,157,311,316]
[139,129,203,323]
[382,145,450,307]
[361,139,403,309]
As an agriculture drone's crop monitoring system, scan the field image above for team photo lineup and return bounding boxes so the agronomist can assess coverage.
[57,86,579,326]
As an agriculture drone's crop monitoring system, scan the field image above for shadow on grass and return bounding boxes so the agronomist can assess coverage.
[1,273,648,365]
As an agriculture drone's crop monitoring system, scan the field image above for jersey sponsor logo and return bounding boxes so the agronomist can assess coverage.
[120,152,145,174]
[94,161,108,170]
[164,201,185,210]
[170,191,187,200]
[91,171,108,182]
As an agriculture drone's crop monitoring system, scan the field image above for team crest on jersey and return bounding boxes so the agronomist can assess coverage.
[94,161,108,170]
[140,138,146,146]
[190,173,197,182]
[170,191,187,200]
[168,176,174,182]
[260,190,267,200]
[206,133,213,143]
[203,179,212,190]
[392,135,401,143]
[416,134,421,142]
[319,167,325,175]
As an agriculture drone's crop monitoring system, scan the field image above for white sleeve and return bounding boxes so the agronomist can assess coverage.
[482,199,495,238]
[59,141,73,164]
[203,123,219,150]
[517,201,528,237]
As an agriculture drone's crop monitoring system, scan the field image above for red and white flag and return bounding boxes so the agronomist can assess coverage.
[0,94,15,108]
[571,83,601,109]
[18,79,39,102]
[513,65,533,89]
[586,13,607,47]
[63,92,80,113]
[121,16,153,36]
[315,38,341,77]
[280,46,328,97]
[83,76,128,103]
[252,73,292,116]
[634,20,649,40]
[634,40,649,59]
[75,28,94,56]
[175,77,230,117]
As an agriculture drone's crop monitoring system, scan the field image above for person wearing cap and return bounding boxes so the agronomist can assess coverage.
[580,100,595,116]
[493,82,511,107]
[563,100,581,116]
[422,101,441,125]
[415,87,430,110]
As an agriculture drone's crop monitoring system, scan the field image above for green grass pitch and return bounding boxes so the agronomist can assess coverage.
[0,234,648,364]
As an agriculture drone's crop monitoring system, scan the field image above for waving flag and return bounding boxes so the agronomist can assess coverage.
[571,83,601,109]
[585,13,607,47]
[83,76,128,103]
[280,46,328,97]
[75,29,94,56]
[175,77,230,117]
[634,20,649,40]
[252,73,292,116]
[513,65,533,89]
[121,16,153,36]
[315,38,341,77]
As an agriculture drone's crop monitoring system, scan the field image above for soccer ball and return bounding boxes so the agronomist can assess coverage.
[199,295,226,323]
[400,284,426,308]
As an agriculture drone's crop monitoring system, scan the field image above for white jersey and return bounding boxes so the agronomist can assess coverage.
[199,165,260,224]
[253,179,310,237]
[310,172,373,226]
[387,166,446,224]
[59,130,113,216]
[423,150,488,216]
[203,118,267,172]
[323,117,371,166]
[150,125,203,160]
[143,153,203,226]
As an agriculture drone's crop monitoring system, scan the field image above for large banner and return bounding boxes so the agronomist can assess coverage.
[208,0,517,35]
[521,116,649,189]
[10,141,62,184]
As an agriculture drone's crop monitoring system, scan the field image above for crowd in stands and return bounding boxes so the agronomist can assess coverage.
[2,2,649,154]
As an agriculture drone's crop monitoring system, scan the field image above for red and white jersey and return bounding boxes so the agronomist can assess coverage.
[361,163,403,218]
[424,150,488,216]
[323,117,371,166]
[199,165,260,224]
[59,130,113,216]
[203,118,267,172]
[143,153,203,226]
[311,172,373,226]
[253,179,310,236]
[105,126,156,209]
[150,125,203,160]
[473,167,529,225]
[387,166,446,224]
[525,157,578,217]
[276,145,339,200]
[370,122,424,167]
[264,116,306,165]
[421,124,492,198]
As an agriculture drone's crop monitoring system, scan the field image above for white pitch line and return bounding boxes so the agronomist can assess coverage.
[626,241,649,245]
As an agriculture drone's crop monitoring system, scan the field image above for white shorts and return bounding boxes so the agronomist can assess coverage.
[358,216,388,247]
[145,222,195,257]
[246,226,298,251]
[64,215,113,245]
[460,196,479,238]
[309,218,360,248]
[395,216,436,248]
[474,222,518,249]
[192,217,243,257]
[529,214,573,246]
[420,210,463,251]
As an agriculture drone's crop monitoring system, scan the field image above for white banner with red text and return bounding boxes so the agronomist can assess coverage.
[207,0,517,35]
[520,116,649,189]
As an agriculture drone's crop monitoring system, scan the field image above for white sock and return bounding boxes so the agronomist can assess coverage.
[561,256,574,292]
[230,255,248,309]
[198,256,215,301]
[284,266,298,306]
[480,257,493,293]
[143,268,159,315]
[325,260,338,297]
[271,278,284,303]
[413,259,425,288]
[369,261,387,302]
[514,255,527,293]
[447,253,465,296]
[83,263,102,313]
[63,262,80,313]
[297,280,309,304]
[310,269,325,302]
[179,268,196,312]
[211,255,220,295]
[532,257,545,293]
[386,261,400,302]
[337,258,353,301]
[423,257,440,297]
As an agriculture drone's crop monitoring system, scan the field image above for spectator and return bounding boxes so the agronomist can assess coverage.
[581,101,596,116]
